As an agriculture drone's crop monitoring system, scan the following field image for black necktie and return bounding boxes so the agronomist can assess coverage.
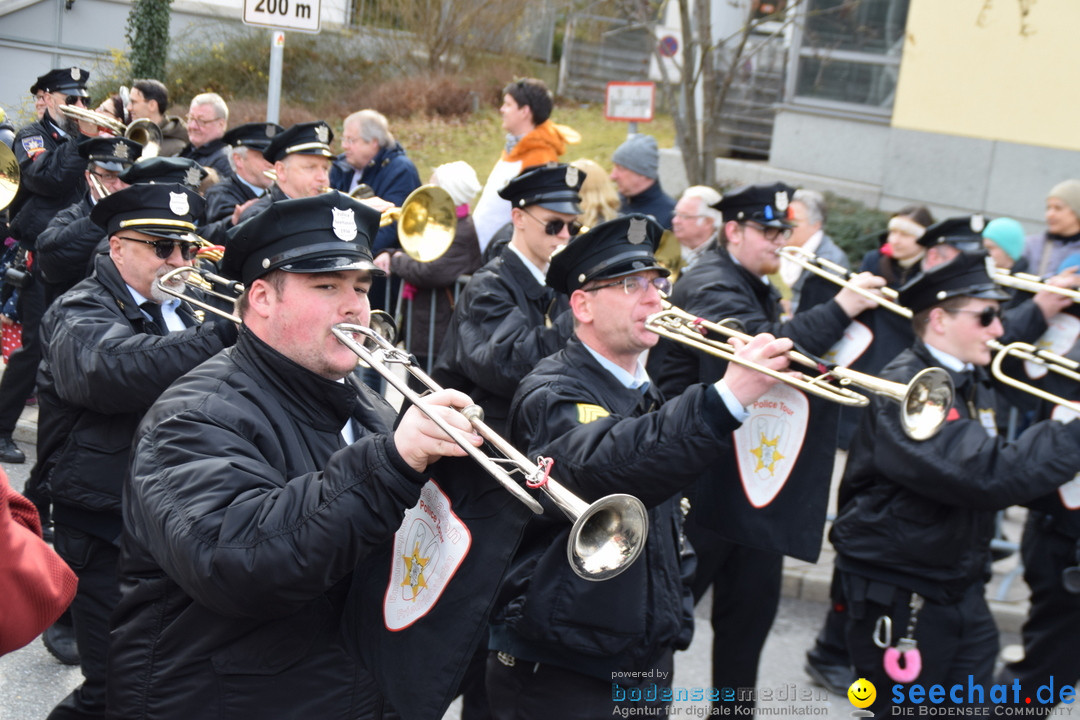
[141,301,166,332]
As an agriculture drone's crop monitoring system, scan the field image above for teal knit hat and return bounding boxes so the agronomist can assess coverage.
[982,217,1025,262]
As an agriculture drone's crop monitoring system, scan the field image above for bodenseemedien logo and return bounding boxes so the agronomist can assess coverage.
[849,678,877,717]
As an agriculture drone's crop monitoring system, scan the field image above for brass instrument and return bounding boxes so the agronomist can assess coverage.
[155,266,242,323]
[645,301,954,440]
[992,268,1080,302]
[385,185,456,262]
[778,245,913,318]
[331,320,650,581]
[989,339,1080,411]
[59,106,161,158]
[0,144,19,212]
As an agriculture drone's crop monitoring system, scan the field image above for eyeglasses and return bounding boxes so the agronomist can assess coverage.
[945,306,1002,327]
[585,275,672,296]
[185,114,222,127]
[89,170,120,183]
[743,222,792,243]
[674,212,705,224]
[118,236,200,261]
[521,208,582,237]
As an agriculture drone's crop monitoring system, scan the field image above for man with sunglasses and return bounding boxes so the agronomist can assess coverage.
[484,214,793,718]
[0,67,95,467]
[650,181,887,717]
[829,250,1080,718]
[434,163,584,436]
[34,183,238,720]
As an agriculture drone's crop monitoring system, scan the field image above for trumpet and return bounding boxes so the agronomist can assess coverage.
[331,320,650,581]
[645,301,954,440]
[992,268,1080,302]
[778,245,913,318]
[989,339,1080,411]
[59,104,126,135]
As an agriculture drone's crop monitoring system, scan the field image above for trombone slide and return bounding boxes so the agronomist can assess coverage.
[989,340,1080,411]
[778,245,913,318]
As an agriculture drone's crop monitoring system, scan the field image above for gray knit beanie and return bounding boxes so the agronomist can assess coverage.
[612,134,659,180]
[1049,179,1080,218]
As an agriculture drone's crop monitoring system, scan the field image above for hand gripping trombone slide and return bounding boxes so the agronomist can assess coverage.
[644,300,954,441]
[330,319,650,582]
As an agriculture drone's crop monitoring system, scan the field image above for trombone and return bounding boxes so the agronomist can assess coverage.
[989,339,1080,412]
[58,106,162,158]
[155,266,242,323]
[992,268,1080,302]
[778,245,913,318]
[331,320,650,581]
[645,301,954,440]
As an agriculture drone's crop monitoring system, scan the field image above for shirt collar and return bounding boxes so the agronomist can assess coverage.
[237,174,265,197]
[581,341,650,390]
[507,242,549,286]
[924,343,973,373]
[126,284,181,314]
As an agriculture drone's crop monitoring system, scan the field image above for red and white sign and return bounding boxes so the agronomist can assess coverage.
[605,82,655,123]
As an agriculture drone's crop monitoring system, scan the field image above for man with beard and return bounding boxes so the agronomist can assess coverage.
[35,183,238,720]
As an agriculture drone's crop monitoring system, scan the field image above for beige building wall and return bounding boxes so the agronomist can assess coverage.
[892,0,1080,152]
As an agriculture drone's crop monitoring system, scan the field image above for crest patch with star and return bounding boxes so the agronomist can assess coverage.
[315,125,330,144]
[21,135,45,159]
[114,143,130,160]
[184,166,203,188]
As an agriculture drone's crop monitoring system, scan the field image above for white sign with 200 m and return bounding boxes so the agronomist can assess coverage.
[243,0,321,33]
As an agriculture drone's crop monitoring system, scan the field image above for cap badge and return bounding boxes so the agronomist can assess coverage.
[114,143,130,160]
[315,125,330,144]
[265,124,276,138]
[970,214,986,233]
[775,191,789,212]
[169,191,190,217]
[628,217,647,245]
[184,166,203,188]
[565,166,579,188]
[71,67,80,81]
[332,207,358,241]
[578,272,587,283]
[985,254,997,278]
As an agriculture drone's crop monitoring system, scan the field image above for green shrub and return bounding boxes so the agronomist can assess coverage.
[824,192,889,266]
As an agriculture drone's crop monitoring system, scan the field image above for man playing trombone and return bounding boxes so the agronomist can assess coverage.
[108,193,488,719]
[486,214,794,718]
[830,250,1080,719]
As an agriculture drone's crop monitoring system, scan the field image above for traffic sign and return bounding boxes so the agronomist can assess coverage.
[605,82,655,123]
[243,0,321,34]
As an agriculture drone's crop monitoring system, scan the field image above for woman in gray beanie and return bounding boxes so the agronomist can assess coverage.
[1021,179,1080,275]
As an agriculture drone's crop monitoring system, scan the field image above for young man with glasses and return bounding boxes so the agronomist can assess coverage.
[434,163,584,436]
[34,182,238,720]
[180,92,233,181]
[36,136,141,305]
[829,249,1080,719]
[485,214,793,718]
[650,181,887,717]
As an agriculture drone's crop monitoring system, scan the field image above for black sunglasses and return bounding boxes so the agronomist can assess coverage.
[118,236,199,261]
[522,208,582,237]
[946,306,1002,327]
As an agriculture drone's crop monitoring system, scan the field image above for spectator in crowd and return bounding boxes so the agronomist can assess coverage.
[610,134,675,229]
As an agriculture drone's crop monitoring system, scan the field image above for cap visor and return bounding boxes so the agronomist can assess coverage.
[281,255,384,276]
[534,200,583,215]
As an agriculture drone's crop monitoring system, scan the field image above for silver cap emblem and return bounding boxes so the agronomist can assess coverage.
[169,191,190,216]
[332,207,358,241]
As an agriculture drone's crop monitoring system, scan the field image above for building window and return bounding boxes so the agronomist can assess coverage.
[791,0,910,113]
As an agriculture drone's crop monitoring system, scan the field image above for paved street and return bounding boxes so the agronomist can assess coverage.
[0,408,1028,719]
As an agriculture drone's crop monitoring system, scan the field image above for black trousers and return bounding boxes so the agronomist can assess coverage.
[486,650,673,720]
[997,517,1080,716]
[686,520,783,718]
[808,568,851,667]
[843,576,997,720]
[0,266,44,435]
[48,525,120,720]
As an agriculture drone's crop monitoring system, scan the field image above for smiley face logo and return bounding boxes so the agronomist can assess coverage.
[848,678,877,709]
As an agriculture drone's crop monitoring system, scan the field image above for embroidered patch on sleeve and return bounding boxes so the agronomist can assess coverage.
[21,135,45,159]
[576,403,610,424]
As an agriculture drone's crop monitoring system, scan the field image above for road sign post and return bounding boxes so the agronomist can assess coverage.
[243,0,321,123]
[605,81,655,137]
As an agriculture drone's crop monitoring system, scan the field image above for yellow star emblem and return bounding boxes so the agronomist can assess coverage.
[750,433,784,475]
[400,541,430,601]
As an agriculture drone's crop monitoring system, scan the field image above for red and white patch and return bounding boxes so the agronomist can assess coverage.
[1051,404,1080,509]
[734,384,809,508]
[21,135,45,159]
[383,480,470,630]
[820,320,873,367]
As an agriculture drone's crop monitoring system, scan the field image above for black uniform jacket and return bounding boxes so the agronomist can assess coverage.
[200,174,259,245]
[433,249,573,434]
[182,138,234,181]
[654,243,852,394]
[9,116,87,249]
[236,182,288,225]
[491,337,741,678]
[831,340,1080,603]
[36,194,102,302]
[109,327,428,720]
[36,254,236,541]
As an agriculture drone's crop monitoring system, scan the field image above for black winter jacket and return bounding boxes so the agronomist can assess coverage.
[36,194,102,303]
[108,327,428,719]
[36,254,236,541]
[199,174,260,245]
[433,249,573,434]
[9,115,87,249]
[492,337,741,679]
[181,138,234,181]
[831,340,1080,603]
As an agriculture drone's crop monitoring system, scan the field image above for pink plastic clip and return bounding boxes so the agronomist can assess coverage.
[528,457,553,489]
